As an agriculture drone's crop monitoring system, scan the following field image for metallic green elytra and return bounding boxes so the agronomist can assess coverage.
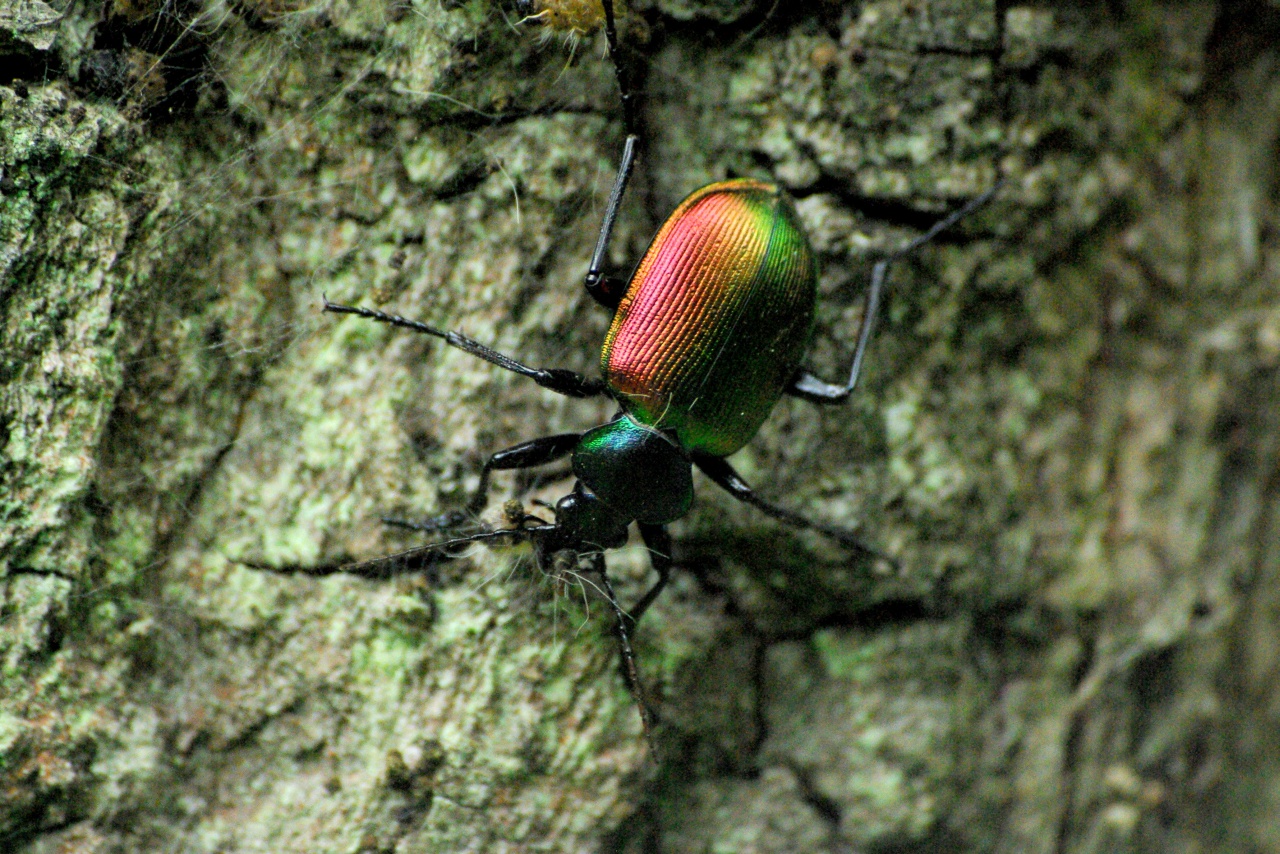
[572,415,693,524]
[602,179,819,457]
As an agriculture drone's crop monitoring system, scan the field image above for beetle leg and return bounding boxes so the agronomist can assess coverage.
[384,433,582,533]
[600,0,638,138]
[583,0,643,310]
[784,256,887,404]
[628,523,673,629]
[588,551,659,758]
[786,182,1003,405]
[323,300,609,398]
[583,134,638,311]
[693,453,887,561]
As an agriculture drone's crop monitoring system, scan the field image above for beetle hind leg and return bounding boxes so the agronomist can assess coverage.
[581,0,645,312]
[786,183,1002,406]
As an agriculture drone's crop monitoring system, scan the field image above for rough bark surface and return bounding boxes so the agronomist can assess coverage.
[3,0,1279,851]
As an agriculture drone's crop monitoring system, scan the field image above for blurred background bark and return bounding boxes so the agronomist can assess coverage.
[3,0,1280,850]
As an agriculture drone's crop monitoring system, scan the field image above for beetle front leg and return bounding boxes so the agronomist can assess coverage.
[383,433,581,533]
[323,301,609,398]
[582,134,639,311]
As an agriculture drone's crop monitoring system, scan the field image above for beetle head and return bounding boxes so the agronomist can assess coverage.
[553,484,629,550]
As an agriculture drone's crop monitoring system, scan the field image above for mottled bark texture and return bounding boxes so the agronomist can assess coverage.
[3,0,1279,851]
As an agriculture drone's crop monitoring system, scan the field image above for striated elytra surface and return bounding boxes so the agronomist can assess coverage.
[603,179,817,457]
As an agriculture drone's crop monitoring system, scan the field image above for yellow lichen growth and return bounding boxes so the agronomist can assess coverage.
[516,0,607,44]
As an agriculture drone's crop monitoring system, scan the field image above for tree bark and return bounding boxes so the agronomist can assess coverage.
[3,0,1280,851]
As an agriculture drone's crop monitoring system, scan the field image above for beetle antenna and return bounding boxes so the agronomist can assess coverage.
[589,552,659,760]
[263,526,552,581]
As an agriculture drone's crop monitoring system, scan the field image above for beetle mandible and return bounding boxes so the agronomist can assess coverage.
[318,0,997,744]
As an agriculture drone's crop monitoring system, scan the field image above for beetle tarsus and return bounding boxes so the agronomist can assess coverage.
[600,0,638,137]
[886,180,1004,262]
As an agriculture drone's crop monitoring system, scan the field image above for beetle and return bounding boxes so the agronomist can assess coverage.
[314,0,997,745]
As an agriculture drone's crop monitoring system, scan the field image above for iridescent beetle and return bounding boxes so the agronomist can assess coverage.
[319,0,996,743]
